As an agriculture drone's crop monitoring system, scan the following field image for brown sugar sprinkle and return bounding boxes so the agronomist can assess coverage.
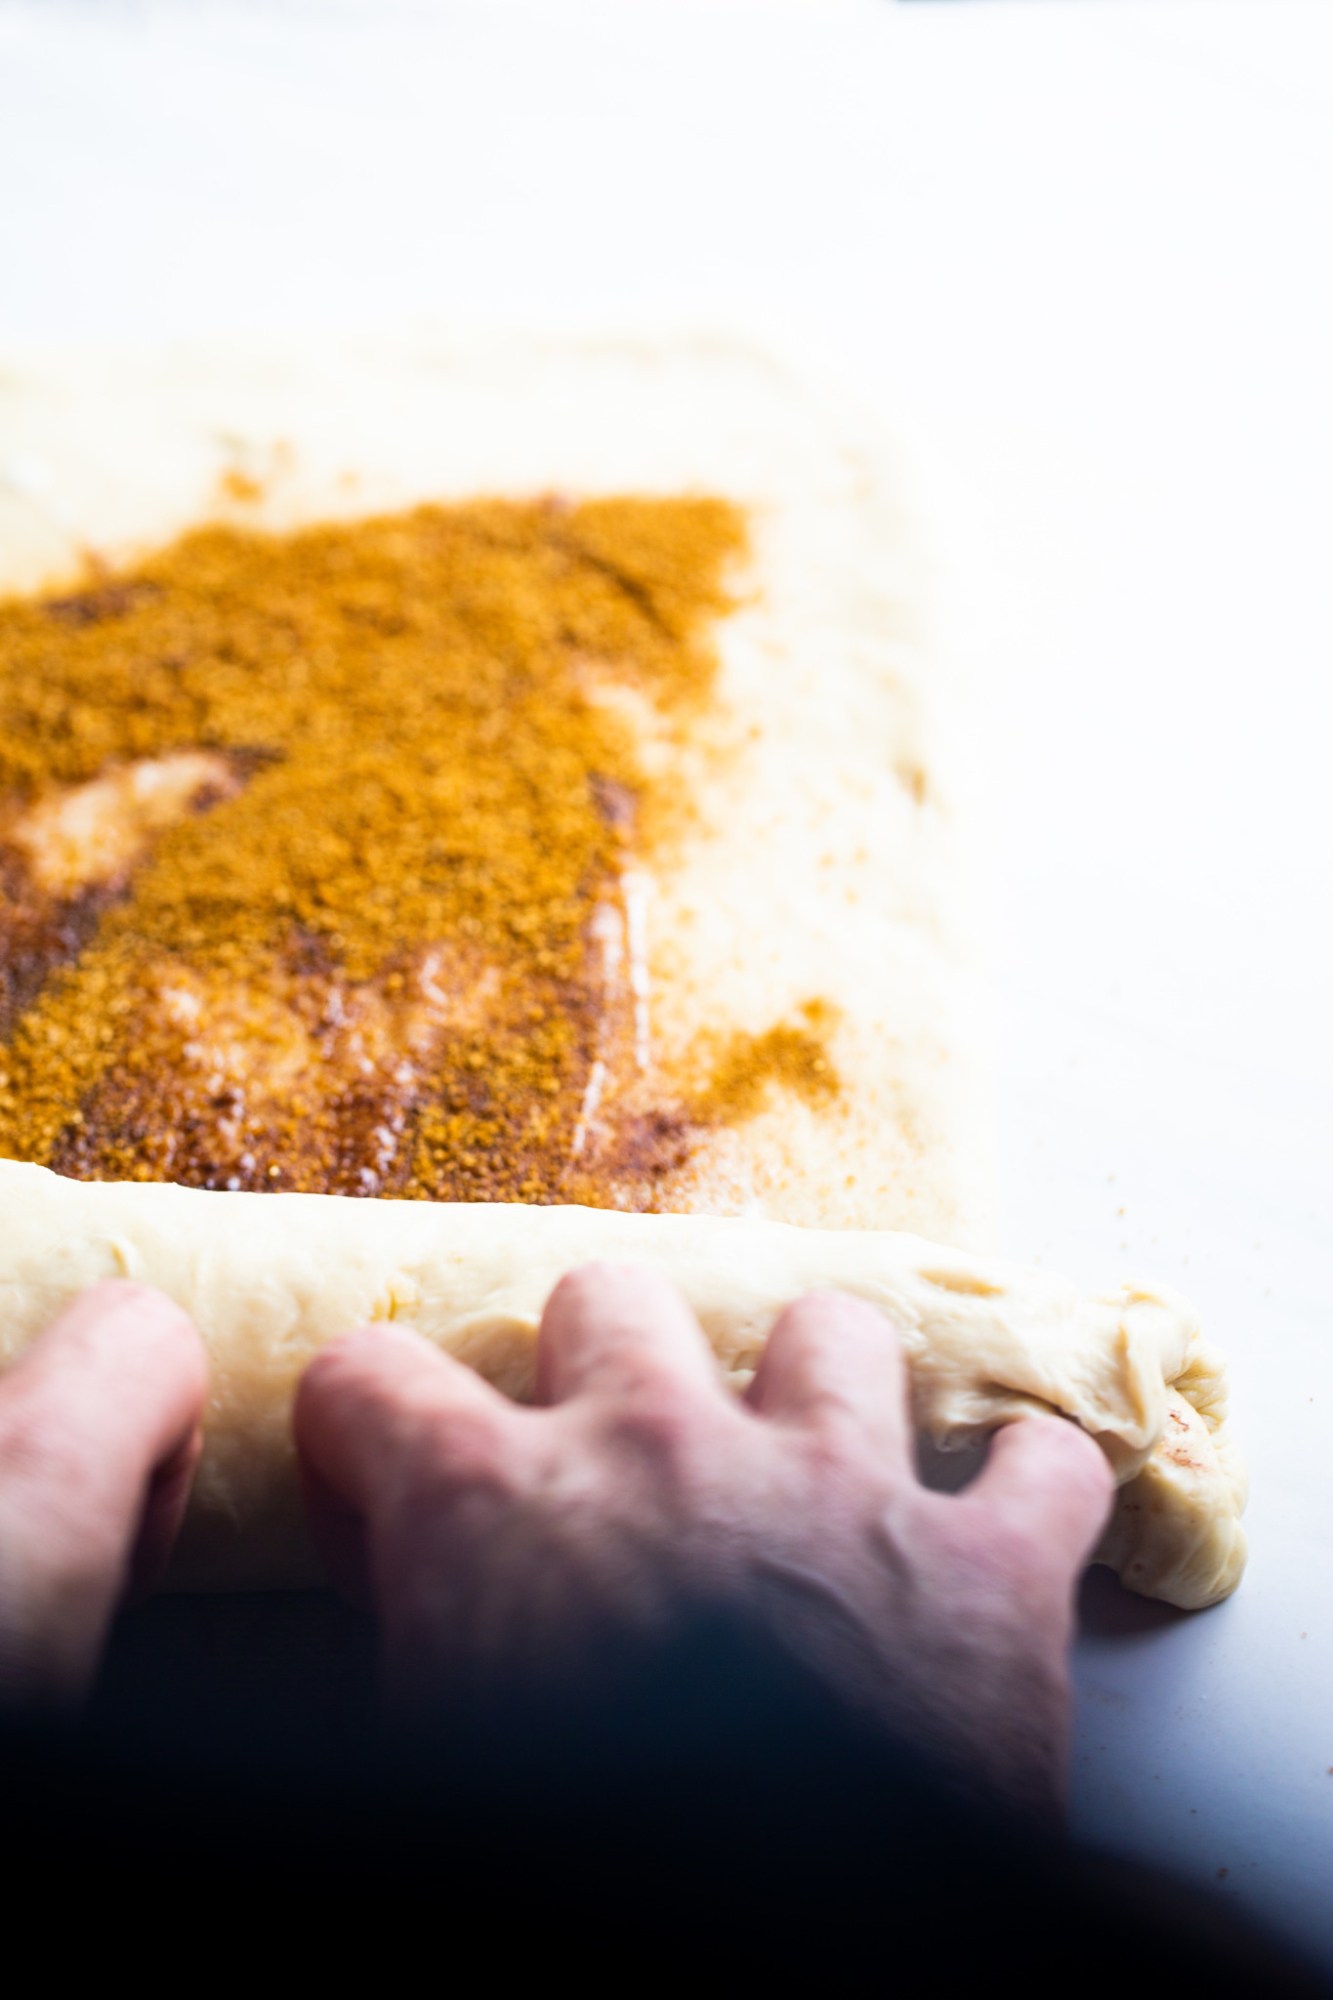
[0,494,844,1204]
[217,467,265,505]
[690,1000,841,1125]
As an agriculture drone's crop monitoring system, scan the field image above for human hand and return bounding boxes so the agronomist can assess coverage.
[0,1282,208,1709]
[294,1265,1113,1817]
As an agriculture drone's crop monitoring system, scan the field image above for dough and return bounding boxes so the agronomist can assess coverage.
[0,332,988,1244]
[0,1161,1245,1609]
[0,335,1246,1612]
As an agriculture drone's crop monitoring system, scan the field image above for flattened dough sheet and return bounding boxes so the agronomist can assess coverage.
[0,332,988,1242]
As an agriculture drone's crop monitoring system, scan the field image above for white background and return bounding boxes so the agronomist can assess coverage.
[2,0,1331,1966]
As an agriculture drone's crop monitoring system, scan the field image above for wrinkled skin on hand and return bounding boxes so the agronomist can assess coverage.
[295,1265,1113,1819]
[0,1270,1109,1814]
[0,1282,207,1708]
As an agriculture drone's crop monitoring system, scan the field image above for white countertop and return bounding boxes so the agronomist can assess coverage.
[3,0,1331,1965]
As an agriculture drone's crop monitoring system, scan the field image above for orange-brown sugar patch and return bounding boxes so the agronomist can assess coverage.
[0,496,746,1199]
[691,999,841,1125]
[218,467,265,505]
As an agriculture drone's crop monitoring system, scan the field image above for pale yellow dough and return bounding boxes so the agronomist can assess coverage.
[0,1162,1244,1608]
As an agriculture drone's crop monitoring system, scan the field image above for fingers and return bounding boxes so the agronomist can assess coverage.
[123,1420,204,1605]
[964,1414,1115,1579]
[297,1273,726,1618]
[295,1324,536,1625]
[294,1320,518,1532]
[536,1263,721,1408]
[746,1292,912,1463]
[0,1281,208,1705]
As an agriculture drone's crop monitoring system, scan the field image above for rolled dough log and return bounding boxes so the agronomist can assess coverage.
[0,1161,1245,1608]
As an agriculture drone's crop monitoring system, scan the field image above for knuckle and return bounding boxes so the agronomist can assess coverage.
[800,1386,867,1444]
[798,1402,891,1493]
[799,1410,866,1483]
[597,1374,701,1470]
[399,1407,522,1509]
[613,1391,689,1458]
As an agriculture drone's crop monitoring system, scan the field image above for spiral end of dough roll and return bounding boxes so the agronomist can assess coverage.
[1095,1387,1247,1610]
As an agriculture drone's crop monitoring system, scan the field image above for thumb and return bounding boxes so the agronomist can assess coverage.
[963,1414,1115,1581]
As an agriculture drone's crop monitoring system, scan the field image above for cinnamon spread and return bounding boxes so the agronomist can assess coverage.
[0,495,840,1205]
